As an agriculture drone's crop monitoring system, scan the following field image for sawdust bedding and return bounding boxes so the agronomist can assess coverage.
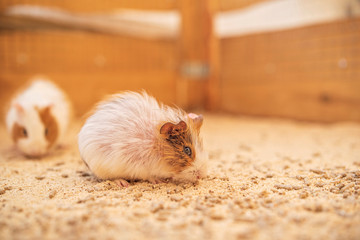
[1,115,359,240]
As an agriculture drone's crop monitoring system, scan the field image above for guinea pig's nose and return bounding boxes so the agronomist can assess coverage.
[28,149,46,158]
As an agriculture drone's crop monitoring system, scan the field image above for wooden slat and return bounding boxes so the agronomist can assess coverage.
[0,72,176,118]
[0,31,177,118]
[222,80,360,122]
[218,0,267,12]
[220,18,360,122]
[0,0,176,12]
[0,31,176,73]
[1,6,179,40]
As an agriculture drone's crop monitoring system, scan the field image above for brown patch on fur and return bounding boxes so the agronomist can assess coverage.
[12,122,27,142]
[37,106,58,149]
[160,121,195,173]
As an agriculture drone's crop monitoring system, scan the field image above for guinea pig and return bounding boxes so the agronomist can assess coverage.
[5,78,72,157]
[78,91,207,187]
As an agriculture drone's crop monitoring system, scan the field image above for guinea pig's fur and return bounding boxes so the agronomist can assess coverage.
[6,78,71,157]
[78,91,207,185]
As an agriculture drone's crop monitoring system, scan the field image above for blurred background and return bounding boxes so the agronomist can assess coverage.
[0,0,359,122]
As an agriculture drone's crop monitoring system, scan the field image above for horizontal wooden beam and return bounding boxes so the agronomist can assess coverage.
[2,5,179,39]
[216,0,360,38]
[0,0,176,12]
[218,0,267,12]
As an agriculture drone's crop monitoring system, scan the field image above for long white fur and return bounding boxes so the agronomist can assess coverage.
[78,91,207,182]
[6,78,71,156]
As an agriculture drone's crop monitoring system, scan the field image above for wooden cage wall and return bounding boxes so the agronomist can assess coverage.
[0,0,181,118]
[0,0,359,122]
[220,18,360,122]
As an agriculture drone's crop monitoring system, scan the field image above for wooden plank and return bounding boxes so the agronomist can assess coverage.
[0,31,176,74]
[0,0,176,12]
[1,6,179,40]
[216,0,359,38]
[220,18,360,122]
[0,31,177,118]
[0,72,176,119]
[218,0,267,12]
[222,80,360,122]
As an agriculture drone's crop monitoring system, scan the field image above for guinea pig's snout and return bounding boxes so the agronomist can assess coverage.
[26,147,47,158]
[27,150,46,158]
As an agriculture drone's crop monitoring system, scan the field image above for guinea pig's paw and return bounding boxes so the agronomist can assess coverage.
[114,178,130,188]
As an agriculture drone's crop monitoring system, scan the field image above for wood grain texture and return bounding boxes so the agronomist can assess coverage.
[0,31,176,73]
[1,2,359,123]
[206,0,221,111]
[218,0,267,11]
[0,72,176,119]
[220,18,360,122]
[0,31,177,118]
[177,0,212,110]
[0,0,176,12]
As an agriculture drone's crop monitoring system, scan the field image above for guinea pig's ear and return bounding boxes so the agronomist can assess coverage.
[45,104,54,110]
[44,104,54,113]
[36,104,54,116]
[160,121,187,135]
[188,113,203,131]
[160,122,175,135]
[176,121,187,131]
[13,102,25,116]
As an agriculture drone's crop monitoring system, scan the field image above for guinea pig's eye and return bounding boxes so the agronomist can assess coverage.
[44,128,48,136]
[183,146,192,157]
[22,128,27,137]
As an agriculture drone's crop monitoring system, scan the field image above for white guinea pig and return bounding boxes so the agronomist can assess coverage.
[6,78,71,157]
[78,91,207,187]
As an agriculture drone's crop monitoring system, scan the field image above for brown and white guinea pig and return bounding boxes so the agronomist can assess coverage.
[78,91,207,186]
[5,77,72,157]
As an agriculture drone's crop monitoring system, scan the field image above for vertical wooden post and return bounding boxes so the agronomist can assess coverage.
[177,0,219,110]
[205,0,219,111]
